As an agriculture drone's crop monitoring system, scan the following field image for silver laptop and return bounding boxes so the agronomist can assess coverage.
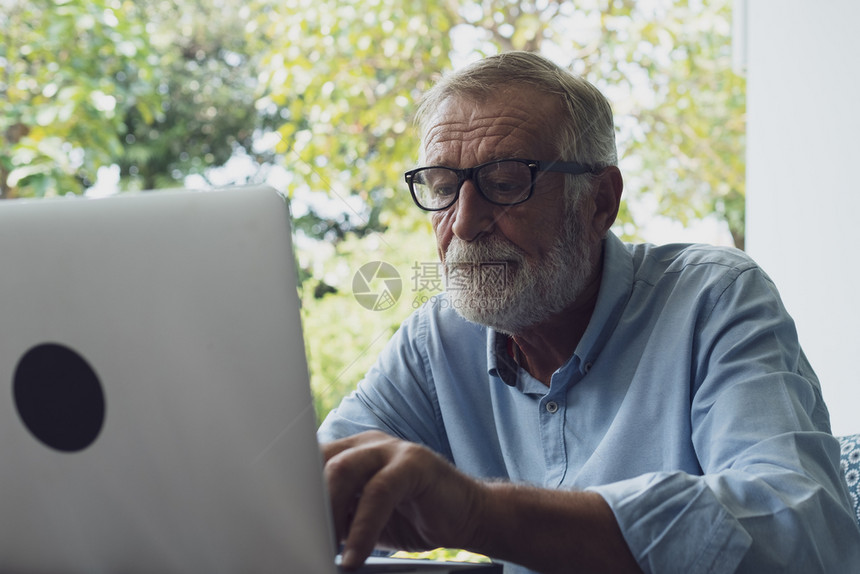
[0,187,499,573]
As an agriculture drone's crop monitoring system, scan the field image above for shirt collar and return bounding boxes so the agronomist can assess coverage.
[487,231,634,386]
[574,231,634,372]
[488,329,518,386]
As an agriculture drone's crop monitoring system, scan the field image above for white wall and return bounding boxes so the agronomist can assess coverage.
[745,0,860,435]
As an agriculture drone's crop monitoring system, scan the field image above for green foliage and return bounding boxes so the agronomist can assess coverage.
[1,0,158,197]
[253,0,457,234]
[392,547,490,563]
[299,216,439,422]
[606,1,747,247]
[115,0,277,190]
[1,0,276,197]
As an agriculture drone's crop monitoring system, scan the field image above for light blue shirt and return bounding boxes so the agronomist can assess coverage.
[318,232,860,573]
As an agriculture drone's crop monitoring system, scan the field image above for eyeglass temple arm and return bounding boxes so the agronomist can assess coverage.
[539,160,601,175]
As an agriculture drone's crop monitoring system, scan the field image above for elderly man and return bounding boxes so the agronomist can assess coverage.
[318,52,860,573]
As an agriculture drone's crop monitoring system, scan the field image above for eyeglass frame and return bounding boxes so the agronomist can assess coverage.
[403,158,600,212]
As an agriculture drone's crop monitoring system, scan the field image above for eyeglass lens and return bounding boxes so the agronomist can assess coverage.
[411,160,532,210]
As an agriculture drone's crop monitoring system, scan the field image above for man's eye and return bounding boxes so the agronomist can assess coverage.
[431,185,457,197]
[482,177,526,196]
[492,182,522,193]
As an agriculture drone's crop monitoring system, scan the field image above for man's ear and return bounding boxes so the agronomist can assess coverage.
[589,166,623,240]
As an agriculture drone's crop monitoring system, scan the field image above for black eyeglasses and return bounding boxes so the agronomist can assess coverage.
[404,158,598,212]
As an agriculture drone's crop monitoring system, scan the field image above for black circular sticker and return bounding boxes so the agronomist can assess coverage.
[13,343,106,452]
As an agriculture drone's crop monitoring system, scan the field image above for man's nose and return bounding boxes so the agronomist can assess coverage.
[451,180,496,242]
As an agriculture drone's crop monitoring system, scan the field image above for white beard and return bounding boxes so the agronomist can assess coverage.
[443,202,596,334]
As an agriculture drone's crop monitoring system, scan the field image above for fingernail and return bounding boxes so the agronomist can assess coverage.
[341,549,358,569]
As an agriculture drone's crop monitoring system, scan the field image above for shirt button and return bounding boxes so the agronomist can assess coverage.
[545,401,559,414]
[584,362,593,373]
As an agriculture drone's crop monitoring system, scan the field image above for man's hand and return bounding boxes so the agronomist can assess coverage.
[323,431,641,573]
[322,431,487,570]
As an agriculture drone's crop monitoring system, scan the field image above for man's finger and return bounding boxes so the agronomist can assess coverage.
[340,466,410,570]
[324,437,395,545]
[321,430,390,462]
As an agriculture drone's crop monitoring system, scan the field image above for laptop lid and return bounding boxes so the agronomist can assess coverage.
[0,186,501,574]
[0,186,337,573]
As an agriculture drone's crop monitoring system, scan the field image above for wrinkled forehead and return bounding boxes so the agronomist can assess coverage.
[419,90,564,165]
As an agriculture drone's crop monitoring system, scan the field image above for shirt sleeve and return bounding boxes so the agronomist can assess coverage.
[588,265,860,573]
[317,306,453,460]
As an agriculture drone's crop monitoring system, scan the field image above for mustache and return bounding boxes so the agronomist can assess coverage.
[444,235,526,268]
